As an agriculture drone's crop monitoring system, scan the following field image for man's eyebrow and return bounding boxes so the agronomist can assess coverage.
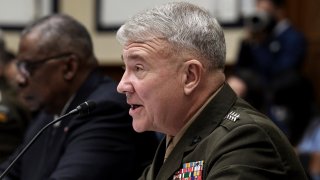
[125,53,145,61]
[120,54,143,63]
[121,53,145,61]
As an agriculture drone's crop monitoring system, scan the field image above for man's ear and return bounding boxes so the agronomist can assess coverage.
[182,60,203,95]
[63,54,79,80]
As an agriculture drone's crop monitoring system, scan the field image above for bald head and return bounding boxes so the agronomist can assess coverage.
[16,14,99,113]
[21,14,96,66]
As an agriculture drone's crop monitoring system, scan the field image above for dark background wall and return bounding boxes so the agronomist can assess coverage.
[286,0,320,106]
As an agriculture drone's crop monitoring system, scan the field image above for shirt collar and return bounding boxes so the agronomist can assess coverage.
[53,94,75,127]
[273,19,290,36]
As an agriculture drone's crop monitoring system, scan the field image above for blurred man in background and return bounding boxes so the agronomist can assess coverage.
[0,32,30,162]
[231,0,311,146]
[237,0,306,79]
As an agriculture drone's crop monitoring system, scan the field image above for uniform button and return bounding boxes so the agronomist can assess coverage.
[191,136,201,145]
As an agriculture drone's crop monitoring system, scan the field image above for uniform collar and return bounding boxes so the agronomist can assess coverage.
[165,85,223,159]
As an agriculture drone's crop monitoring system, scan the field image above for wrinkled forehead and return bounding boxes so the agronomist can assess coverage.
[123,38,175,58]
[121,40,186,70]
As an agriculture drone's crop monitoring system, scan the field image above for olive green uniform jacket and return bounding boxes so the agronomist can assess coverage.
[139,84,307,180]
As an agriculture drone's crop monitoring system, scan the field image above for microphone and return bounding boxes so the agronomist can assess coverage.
[68,101,96,115]
[0,101,96,179]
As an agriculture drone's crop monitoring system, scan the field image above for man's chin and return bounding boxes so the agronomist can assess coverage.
[132,121,148,133]
[21,96,41,112]
[28,102,42,113]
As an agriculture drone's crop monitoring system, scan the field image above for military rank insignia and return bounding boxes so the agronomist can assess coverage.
[173,160,204,180]
[224,111,240,122]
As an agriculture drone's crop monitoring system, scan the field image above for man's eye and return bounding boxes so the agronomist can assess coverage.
[27,64,37,71]
[135,66,143,71]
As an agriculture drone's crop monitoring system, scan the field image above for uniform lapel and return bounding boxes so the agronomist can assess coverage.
[149,139,166,179]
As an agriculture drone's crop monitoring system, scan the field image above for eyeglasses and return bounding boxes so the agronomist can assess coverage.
[16,53,72,77]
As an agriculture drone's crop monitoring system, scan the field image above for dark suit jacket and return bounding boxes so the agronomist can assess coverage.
[0,69,159,180]
[236,24,306,83]
[139,84,307,180]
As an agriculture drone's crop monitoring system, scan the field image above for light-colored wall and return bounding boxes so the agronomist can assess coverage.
[2,0,244,65]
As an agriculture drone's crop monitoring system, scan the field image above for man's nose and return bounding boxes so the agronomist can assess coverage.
[16,72,28,88]
[117,74,133,94]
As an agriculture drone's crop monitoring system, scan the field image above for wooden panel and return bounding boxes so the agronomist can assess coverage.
[286,0,320,105]
[303,40,320,105]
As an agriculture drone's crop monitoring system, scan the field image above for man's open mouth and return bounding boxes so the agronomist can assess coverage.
[131,104,142,110]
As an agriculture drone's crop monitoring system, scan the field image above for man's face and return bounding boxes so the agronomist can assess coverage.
[16,33,68,113]
[117,39,186,134]
[256,0,277,15]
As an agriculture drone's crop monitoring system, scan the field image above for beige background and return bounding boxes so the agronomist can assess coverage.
[2,0,244,66]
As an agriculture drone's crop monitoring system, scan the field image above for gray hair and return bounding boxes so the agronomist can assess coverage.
[116,2,226,70]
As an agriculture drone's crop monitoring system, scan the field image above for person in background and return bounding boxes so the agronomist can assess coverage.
[0,14,159,180]
[2,52,19,90]
[236,0,306,81]
[0,38,30,163]
[227,69,266,112]
[297,113,320,180]
[116,2,307,179]
[233,0,310,146]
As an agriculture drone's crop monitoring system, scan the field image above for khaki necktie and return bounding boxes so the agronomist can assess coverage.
[164,136,174,162]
